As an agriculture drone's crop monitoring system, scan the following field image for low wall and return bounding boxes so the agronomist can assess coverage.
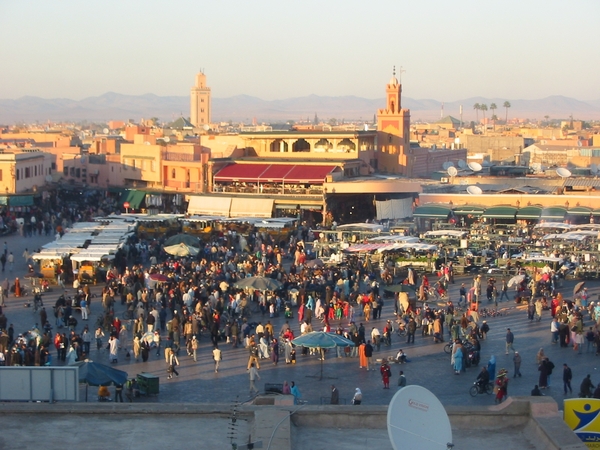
[0,396,587,450]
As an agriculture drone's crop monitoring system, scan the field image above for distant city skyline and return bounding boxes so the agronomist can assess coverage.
[1,0,599,103]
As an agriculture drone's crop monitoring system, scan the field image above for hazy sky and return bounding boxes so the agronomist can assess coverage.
[1,0,598,102]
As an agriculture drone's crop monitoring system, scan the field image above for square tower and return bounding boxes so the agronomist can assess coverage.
[190,71,211,127]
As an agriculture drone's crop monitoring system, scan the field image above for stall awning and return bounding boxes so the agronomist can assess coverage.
[187,196,232,216]
[9,195,34,207]
[540,207,567,221]
[214,163,337,184]
[516,206,542,220]
[413,205,452,219]
[452,205,485,216]
[229,198,274,218]
[568,206,592,216]
[482,206,518,219]
[121,190,146,210]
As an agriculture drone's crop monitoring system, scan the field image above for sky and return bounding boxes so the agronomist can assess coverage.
[1,0,599,102]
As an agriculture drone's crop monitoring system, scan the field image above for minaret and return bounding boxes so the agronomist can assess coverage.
[377,67,411,175]
[190,71,211,127]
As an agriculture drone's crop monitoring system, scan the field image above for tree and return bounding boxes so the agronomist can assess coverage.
[473,103,481,122]
[503,101,511,123]
[490,103,497,131]
[480,104,488,122]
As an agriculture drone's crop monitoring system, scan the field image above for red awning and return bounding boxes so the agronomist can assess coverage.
[214,164,337,184]
[283,165,337,184]
[213,164,270,182]
[258,164,295,183]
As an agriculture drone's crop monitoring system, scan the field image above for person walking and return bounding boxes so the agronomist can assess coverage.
[213,344,222,373]
[513,351,522,378]
[505,328,514,354]
[563,363,573,395]
[249,362,260,396]
[380,360,392,389]
[191,336,199,362]
[352,387,362,405]
[290,381,301,404]
[406,317,417,344]
[398,370,407,388]
[580,374,595,398]
[167,350,179,379]
[499,278,509,302]
[365,340,373,371]
[330,384,339,404]
[7,252,13,273]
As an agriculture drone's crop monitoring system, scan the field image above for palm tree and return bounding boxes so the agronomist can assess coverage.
[503,101,511,123]
[473,103,481,122]
[480,104,488,122]
[490,103,497,131]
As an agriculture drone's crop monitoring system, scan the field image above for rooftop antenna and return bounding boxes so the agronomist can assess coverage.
[441,102,444,119]
[398,66,405,83]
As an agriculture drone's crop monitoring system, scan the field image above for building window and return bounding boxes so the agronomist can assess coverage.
[0,169,2,181]
[151,161,157,172]
[25,167,31,178]
[34,166,37,176]
[51,162,56,170]
[171,169,176,179]
[63,167,68,176]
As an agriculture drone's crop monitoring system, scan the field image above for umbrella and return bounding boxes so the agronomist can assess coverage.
[164,234,200,247]
[72,360,128,401]
[574,281,585,297]
[383,284,416,293]
[149,273,169,282]
[234,276,282,291]
[164,243,200,257]
[291,331,355,380]
[507,274,525,288]
[304,258,324,269]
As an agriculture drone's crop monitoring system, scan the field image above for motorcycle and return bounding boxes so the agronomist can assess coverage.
[469,380,493,397]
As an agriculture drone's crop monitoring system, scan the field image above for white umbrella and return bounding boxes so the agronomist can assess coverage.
[507,274,525,288]
[163,243,200,257]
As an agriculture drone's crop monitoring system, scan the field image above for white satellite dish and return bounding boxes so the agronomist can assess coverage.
[447,166,458,177]
[468,162,482,172]
[591,164,598,174]
[45,175,53,183]
[102,128,109,134]
[163,136,170,143]
[467,185,483,195]
[556,168,572,178]
[457,159,467,169]
[387,385,452,450]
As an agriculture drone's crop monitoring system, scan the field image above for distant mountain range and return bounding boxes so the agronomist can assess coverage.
[0,92,599,124]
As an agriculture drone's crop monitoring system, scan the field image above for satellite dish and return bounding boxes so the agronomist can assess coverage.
[467,185,483,195]
[457,159,467,169]
[102,128,109,134]
[387,385,452,450]
[144,142,151,145]
[591,164,598,174]
[442,162,451,170]
[447,166,458,177]
[163,136,170,143]
[556,168,572,178]
[45,175,53,183]
[468,162,482,172]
